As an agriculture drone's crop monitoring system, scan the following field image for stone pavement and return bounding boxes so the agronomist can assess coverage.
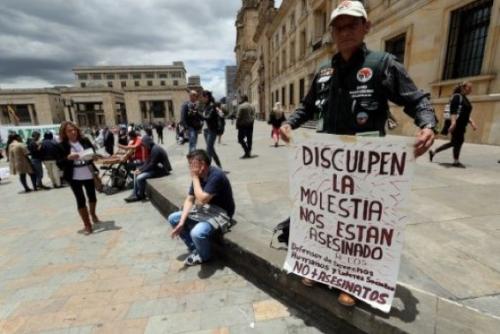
[0,145,358,333]
[146,121,500,333]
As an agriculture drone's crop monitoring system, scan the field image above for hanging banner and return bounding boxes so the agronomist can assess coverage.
[283,135,415,313]
[0,124,60,148]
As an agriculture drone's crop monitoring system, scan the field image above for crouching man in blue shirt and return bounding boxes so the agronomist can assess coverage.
[169,149,235,266]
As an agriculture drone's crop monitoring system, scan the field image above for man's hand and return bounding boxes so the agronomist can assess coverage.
[449,122,456,134]
[67,153,79,161]
[414,128,435,158]
[280,124,293,144]
[170,222,184,238]
[133,169,141,175]
[471,121,478,131]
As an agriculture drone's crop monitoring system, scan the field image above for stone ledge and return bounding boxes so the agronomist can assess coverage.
[146,178,500,334]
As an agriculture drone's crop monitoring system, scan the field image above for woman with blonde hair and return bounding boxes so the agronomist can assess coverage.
[429,81,477,168]
[57,121,101,234]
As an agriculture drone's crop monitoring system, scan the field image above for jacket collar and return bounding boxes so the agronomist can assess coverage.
[332,43,368,68]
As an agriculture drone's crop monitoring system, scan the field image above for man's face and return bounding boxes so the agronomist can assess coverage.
[189,93,198,103]
[188,158,207,176]
[331,16,370,55]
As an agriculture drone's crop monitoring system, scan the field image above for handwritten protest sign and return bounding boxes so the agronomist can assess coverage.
[283,135,415,313]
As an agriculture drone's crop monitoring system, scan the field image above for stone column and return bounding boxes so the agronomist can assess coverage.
[164,100,170,122]
[102,94,117,126]
[27,104,38,125]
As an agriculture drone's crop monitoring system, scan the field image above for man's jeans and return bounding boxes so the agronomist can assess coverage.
[133,170,165,198]
[168,211,215,261]
[203,128,221,167]
[188,128,198,153]
[31,158,44,186]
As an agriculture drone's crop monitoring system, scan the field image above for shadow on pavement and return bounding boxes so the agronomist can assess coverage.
[198,259,225,279]
[370,285,419,323]
[92,220,122,234]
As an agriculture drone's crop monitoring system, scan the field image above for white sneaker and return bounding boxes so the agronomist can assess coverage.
[184,252,203,266]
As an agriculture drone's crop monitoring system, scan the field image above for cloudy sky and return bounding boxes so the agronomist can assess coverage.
[0,0,257,98]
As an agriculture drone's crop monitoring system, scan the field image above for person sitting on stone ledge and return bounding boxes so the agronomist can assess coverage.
[168,149,235,266]
[124,135,171,203]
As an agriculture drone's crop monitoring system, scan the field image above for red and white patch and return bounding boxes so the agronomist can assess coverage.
[339,1,353,10]
[357,67,373,83]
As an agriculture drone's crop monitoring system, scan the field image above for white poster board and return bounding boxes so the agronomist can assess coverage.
[283,135,415,313]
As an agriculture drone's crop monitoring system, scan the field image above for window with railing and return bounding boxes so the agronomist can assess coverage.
[443,0,493,80]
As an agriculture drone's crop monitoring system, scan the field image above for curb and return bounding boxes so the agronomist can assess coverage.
[147,179,500,334]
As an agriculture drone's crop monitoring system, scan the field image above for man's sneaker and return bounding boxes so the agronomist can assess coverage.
[124,195,142,203]
[184,252,203,266]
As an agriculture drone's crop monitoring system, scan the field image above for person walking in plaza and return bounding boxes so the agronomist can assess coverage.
[215,103,226,144]
[236,95,255,158]
[41,132,63,188]
[268,102,286,147]
[200,90,223,168]
[169,149,235,266]
[280,1,436,307]
[429,81,477,168]
[124,135,172,203]
[27,131,50,189]
[102,126,115,156]
[180,90,203,152]
[155,122,164,144]
[58,121,101,235]
[8,134,37,193]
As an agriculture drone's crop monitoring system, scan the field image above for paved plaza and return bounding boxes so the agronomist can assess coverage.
[0,128,346,333]
[2,122,500,333]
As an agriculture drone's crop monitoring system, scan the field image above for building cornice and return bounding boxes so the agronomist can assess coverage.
[73,65,186,72]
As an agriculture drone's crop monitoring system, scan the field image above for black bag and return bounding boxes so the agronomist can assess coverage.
[270,218,290,248]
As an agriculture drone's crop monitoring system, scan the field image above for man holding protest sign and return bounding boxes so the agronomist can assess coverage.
[280,1,437,309]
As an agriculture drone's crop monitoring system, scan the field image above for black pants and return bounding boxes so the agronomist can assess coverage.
[238,125,254,156]
[70,179,97,209]
[20,173,37,191]
[105,145,114,156]
[434,132,465,161]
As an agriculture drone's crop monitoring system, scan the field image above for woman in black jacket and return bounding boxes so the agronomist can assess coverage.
[58,121,101,234]
[429,81,477,168]
[201,90,222,168]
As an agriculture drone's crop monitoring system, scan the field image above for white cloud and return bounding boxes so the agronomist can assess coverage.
[0,0,240,97]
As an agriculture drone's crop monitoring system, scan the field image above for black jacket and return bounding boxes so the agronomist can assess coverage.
[139,144,172,175]
[58,138,97,182]
[287,44,436,135]
[202,103,220,133]
[41,139,62,161]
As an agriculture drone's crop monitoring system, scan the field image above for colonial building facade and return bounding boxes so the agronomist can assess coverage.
[235,0,500,145]
[0,62,202,128]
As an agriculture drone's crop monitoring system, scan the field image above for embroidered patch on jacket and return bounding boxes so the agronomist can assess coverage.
[319,68,334,77]
[357,67,373,83]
